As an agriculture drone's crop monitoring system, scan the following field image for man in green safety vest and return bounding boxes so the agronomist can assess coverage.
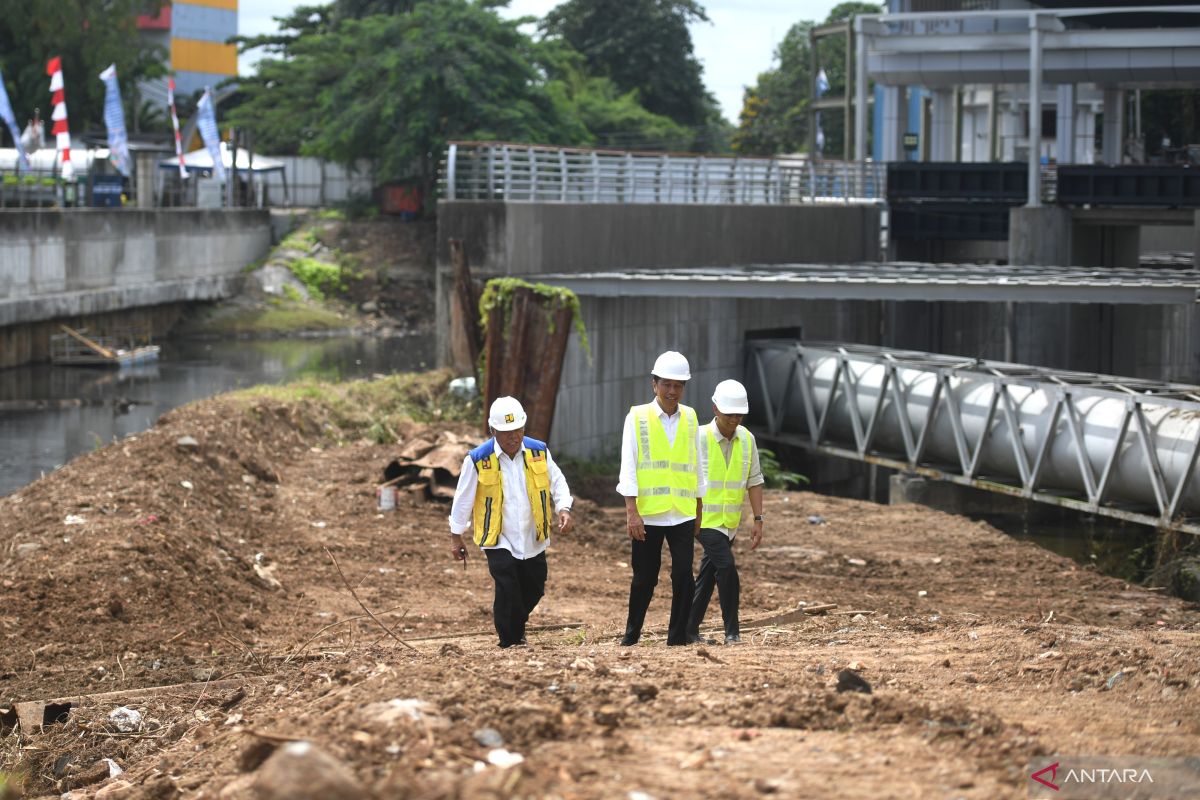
[686,379,764,645]
[448,396,574,648]
[617,351,706,646]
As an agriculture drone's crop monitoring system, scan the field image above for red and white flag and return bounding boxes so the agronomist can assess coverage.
[46,56,72,180]
[167,78,188,179]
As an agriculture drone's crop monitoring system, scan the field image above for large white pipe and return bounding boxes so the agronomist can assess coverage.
[802,348,1200,512]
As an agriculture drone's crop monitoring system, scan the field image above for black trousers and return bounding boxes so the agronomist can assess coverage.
[687,528,740,639]
[624,521,695,646]
[484,548,547,648]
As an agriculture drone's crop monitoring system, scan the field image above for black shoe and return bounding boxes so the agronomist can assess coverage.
[619,634,639,646]
[687,634,717,645]
[724,634,743,645]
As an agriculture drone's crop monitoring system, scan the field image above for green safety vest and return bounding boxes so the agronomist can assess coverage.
[701,424,751,529]
[632,402,699,517]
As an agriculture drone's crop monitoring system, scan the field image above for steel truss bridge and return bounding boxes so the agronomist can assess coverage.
[747,341,1200,535]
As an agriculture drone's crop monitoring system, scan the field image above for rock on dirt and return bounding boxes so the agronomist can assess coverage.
[94,780,134,799]
[835,669,872,694]
[253,741,368,800]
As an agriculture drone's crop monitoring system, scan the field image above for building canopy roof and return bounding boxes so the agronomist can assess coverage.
[157,143,285,173]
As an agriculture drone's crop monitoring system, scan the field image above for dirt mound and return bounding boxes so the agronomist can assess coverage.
[0,394,468,704]
[2,391,1200,799]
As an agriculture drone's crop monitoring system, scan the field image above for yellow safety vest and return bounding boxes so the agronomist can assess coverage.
[701,425,751,529]
[632,402,699,517]
[470,437,552,547]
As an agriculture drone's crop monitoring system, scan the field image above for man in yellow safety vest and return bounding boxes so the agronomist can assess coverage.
[617,351,706,646]
[448,396,574,648]
[686,379,764,645]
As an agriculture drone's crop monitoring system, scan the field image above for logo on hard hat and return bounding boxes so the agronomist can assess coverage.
[505,413,515,423]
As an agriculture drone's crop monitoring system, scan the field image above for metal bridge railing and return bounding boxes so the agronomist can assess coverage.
[441,141,886,205]
[747,340,1200,535]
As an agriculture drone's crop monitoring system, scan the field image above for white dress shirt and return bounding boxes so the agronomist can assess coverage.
[448,441,573,560]
[698,421,764,540]
[616,398,707,526]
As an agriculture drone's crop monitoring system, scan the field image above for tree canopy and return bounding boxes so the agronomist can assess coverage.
[733,2,880,157]
[540,0,727,150]
[0,0,167,141]
[228,0,585,188]
[227,0,725,190]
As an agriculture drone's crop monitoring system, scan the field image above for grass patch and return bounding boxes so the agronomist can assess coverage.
[279,227,318,252]
[289,257,345,301]
[195,305,347,336]
[235,369,479,438]
[0,767,26,800]
[282,283,305,303]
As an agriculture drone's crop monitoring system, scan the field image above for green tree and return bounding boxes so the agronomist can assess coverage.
[733,22,813,155]
[229,1,583,194]
[0,0,167,142]
[732,2,879,156]
[541,0,726,151]
[538,41,692,151]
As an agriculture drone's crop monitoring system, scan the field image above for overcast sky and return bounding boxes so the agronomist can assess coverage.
[237,0,846,123]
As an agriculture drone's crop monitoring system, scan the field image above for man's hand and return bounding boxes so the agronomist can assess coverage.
[750,519,763,551]
[693,516,702,538]
[626,508,646,541]
[558,509,574,535]
[450,534,468,562]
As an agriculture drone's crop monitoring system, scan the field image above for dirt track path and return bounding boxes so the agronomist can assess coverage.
[3,400,1199,799]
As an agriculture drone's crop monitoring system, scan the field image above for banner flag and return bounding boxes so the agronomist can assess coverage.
[0,68,30,172]
[814,68,829,156]
[196,88,225,182]
[46,56,72,179]
[99,64,132,176]
[167,78,188,178]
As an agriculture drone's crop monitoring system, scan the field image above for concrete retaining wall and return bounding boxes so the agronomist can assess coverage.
[0,209,270,329]
[0,209,271,367]
[436,201,882,367]
[549,295,1200,459]
[549,296,881,458]
[438,202,881,275]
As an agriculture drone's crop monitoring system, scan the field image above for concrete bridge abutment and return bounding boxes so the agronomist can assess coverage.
[0,209,270,367]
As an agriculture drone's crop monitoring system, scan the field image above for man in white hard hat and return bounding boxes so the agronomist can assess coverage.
[448,396,574,648]
[686,379,764,645]
[616,351,706,646]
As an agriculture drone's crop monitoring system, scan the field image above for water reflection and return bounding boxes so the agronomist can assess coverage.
[0,334,433,496]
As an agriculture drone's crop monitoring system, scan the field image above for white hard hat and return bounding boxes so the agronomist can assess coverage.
[712,379,749,414]
[651,351,691,381]
[488,396,527,431]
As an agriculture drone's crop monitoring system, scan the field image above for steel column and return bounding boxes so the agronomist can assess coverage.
[1027,15,1043,207]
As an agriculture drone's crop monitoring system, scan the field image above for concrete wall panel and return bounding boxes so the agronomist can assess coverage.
[548,292,1200,459]
[0,209,271,331]
[436,201,882,368]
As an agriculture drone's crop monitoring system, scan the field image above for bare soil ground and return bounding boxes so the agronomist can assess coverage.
[2,394,1199,799]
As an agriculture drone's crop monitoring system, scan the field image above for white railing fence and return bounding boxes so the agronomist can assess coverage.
[440,141,886,205]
